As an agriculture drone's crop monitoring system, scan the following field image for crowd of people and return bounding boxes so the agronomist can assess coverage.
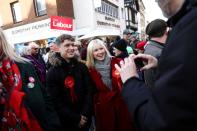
[0,0,197,130]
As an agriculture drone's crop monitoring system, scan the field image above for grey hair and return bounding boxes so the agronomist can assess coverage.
[20,46,31,56]
[28,41,39,48]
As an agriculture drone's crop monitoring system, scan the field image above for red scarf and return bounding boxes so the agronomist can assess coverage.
[0,59,42,131]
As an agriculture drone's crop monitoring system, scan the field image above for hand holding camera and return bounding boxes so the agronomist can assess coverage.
[115,54,158,83]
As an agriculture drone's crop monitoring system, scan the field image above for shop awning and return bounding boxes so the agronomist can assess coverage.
[78,28,121,40]
[72,28,92,36]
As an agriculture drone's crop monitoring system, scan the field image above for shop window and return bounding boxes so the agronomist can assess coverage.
[34,0,47,16]
[10,2,22,23]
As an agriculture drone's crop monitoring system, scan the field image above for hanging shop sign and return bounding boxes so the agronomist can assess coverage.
[50,16,73,31]
[95,13,121,29]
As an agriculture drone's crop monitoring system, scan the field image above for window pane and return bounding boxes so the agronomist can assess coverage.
[132,11,135,23]
[125,8,128,20]
[106,3,108,14]
[14,3,22,22]
[129,9,131,21]
[11,2,22,23]
[116,8,119,18]
[95,1,119,19]
[112,7,115,17]
[35,0,47,16]
[121,8,124,19]
[101,3,104,13]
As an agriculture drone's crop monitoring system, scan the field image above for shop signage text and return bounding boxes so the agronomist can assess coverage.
[95,13,120,29]
[105,16,115,22]
[11,22,50,35]
[97,21,120,28]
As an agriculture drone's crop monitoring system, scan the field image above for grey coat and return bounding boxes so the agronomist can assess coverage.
[143,40,165,88]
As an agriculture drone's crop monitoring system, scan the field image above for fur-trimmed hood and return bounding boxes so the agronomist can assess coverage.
[48,52,62,67]
[48,52,79,67]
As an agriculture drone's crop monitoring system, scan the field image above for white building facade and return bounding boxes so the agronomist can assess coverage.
[73,0,126,38]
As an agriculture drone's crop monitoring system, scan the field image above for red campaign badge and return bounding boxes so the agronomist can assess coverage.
[64,76,75,89]
[112,69,120,79]
[64,76,78,103]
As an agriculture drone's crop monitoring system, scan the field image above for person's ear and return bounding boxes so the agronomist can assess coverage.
[164,29,169,36]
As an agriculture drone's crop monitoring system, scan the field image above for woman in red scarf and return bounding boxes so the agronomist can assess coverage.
[0,28,61,131]
[86,39,136,131]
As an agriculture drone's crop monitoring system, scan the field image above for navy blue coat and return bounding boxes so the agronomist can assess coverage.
[122,1,197,130]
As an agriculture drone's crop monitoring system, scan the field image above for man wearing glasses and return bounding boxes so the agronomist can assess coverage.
[116,0,197,130]
[26,42,46,85]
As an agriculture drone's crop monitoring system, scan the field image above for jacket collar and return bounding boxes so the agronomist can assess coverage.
[167,0,190,27]
[51,53,78,67]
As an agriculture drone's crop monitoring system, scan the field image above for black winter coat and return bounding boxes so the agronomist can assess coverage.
[46,56,94,131]
[17,62,61,131]
[122,1,197,131]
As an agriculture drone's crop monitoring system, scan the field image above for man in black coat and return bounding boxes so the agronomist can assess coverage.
[115,0,197,130]
[46,34,94,131]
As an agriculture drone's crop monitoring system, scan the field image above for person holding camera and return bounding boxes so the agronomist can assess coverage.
[115,0,197,130]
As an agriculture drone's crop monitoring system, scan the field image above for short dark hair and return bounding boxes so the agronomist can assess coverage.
[123,29,132,35]
[146,19,167,38]
[55,34,74,46]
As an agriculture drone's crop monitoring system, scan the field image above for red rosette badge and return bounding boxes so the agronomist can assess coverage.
[64,76,75,89]
[64,76,77,103]
[112,69,120,79]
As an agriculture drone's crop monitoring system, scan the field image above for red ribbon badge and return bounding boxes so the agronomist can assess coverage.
[64,76,77,103]
[64,76,75,88]
[112,69,120,79]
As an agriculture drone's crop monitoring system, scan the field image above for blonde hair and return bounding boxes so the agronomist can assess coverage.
[0,28,28,63]
[86,39,112,68]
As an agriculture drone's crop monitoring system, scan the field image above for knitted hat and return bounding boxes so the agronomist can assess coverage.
[113,39,127,52]
[146,19,167,38]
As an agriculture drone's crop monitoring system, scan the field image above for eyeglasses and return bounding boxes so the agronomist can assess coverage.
[32,48,38,50]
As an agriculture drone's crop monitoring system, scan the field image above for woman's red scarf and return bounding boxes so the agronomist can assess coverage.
[0,58,42,131]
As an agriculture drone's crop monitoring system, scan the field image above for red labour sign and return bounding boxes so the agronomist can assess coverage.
[50,16,73,31]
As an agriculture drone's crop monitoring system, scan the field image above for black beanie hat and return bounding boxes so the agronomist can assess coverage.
[113,39,127,52]
[146,19,167,38]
